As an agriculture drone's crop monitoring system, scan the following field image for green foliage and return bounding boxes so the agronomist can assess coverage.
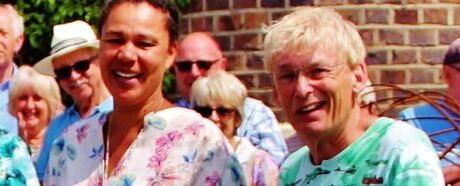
[11,0,191,94]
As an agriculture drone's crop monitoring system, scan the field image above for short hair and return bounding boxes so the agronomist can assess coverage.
[263,7,366,70]
[190,71,247,118]
[0,4,24,37]
[99,0,179,46]
[8,66,61,121]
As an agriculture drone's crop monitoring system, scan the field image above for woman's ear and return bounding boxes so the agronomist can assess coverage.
[165,41,178,69]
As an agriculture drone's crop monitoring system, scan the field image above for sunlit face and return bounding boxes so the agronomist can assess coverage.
[99,2,176,107]
[13,86,49,131]
[196,103,238,139]
[0,7,22,69]
[53,48,99,103]
[271,48,359,138]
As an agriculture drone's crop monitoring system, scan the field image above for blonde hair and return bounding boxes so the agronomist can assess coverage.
[0,4,24,37]
[263,7,366,70]
[190,71,247,118]
[8,66,61,121]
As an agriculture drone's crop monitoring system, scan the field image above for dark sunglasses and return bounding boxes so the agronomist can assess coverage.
[194,106,234,118]
[175,58,221,72]
[54,59,91,80]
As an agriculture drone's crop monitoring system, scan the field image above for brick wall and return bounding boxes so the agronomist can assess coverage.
[178,0,460,122]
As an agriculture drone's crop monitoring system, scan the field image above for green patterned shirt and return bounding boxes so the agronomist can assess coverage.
[280,117,444,186]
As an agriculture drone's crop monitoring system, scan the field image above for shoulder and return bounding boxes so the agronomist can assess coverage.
[281,147,308,170]
[376,118,432,150]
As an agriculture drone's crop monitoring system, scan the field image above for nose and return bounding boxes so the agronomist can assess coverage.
[295,74,314,97]
[190,63,202,77]
[118,43,137,63]
[68,68,83,80]
[25,97,35,109]
[208,110,220,123]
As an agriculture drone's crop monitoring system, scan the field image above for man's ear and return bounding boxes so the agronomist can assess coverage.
[352,62,368,93]
[165,41,178,69]
[14,34,24,53]
[443,65,453,86]
[272,84,282,107]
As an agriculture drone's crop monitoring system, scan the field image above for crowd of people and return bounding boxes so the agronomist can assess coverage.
[0,0,457,185]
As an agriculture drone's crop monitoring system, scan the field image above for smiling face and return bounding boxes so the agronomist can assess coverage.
[0,6,23,71]
[53,48,99,103]
[99,2,176,107]
[271,48,362,139]
[12,85,50,131]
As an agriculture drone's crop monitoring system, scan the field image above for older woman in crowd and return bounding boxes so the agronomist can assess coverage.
[43,0,244,185]
[8,65,61,158]
[263,7,444,185]
[191,71,279,185]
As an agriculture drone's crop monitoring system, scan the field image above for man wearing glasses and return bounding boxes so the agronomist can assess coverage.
[173,32,288,165]
[33,20,112,181]
[400,38,460,184]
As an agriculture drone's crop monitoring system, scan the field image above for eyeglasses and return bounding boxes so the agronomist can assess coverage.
[54,59,92,80]
[175,58,221,72]
[193,106,234,118]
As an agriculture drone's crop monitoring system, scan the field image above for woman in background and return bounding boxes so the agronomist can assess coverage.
[191,70,279,185]
[8,65,61,158]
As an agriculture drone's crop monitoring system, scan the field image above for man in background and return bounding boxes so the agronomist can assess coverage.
[172,32,288,164]
[0,4,24,134]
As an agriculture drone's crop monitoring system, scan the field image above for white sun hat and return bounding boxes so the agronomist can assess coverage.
[34,20,99,77]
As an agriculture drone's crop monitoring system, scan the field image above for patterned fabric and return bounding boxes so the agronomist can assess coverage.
[235,137,278,186]
[400,102,460,166]
[176,97,288,164]
[0,63,18,134]
[279,117,444,186]
[35,97,113,180]
[44,107,245,186]
[0,127,40,186]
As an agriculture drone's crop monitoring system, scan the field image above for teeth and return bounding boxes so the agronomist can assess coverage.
[302,102,322,112]
[115,71,138,78]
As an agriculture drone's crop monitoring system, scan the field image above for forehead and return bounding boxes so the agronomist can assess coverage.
[102,2,168,39]
[0,7,13,31]
[271,48,341,71]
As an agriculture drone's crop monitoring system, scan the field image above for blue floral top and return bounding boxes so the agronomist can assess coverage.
[0,127,39,185]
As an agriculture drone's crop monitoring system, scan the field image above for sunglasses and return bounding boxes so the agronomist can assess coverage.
[194,106,234,118]
[175,58,221,72]
[54,59,91,80]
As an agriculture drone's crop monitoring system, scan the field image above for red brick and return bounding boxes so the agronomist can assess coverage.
[381,70,406,84]
[439,29,460,45]
[393,50,416,64]
[359,29,374,46]
[290,0,314,6]
[365,9,389,24]
[455,7,460,25]
[234,0,257,8]
[367,50,387,65]
[410,69,435,84]
[317,0,344,5]
[248,91,276,107]
[179,18,190,35]
[395,9,418,24]
[215,35,231,51]
[421,48,446,65]
[348,0,373,4]
[247,54,264,70]
[182,0,203,13]
[407,0,431,3]
[379,0,402,3]
[272,11,291,22]
[409,30,435,46]
[236,74,255,89]
[424,9,447,25]
[379,29,404,45]
[206,0,229,10]
[337,9,361,25]
[217,15,236,31]
[439,0,460,2]
[234,33,259,50]
[244,12,268,29]
[261,0,285,7]
[258,73,273,89]
[191,17,212,32]
[226,55,244,71]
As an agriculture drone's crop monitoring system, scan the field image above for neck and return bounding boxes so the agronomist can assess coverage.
[76,85,110,118]
[20,126,47,149]
[304,107,376,165]
[447,89,460,105]
[0,63,13,86]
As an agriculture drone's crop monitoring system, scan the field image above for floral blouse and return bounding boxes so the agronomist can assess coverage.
[44,107,245,185]
[0,128,40,186]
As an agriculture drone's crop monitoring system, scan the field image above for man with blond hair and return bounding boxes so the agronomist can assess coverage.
[0,4,25,134]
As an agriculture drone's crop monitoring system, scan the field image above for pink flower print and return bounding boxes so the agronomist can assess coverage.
[147,166,179,186]
[155,131,182,150]
[185,123,204,135]
[205,171,221,186]
[148,152,168,171]
[77,124,91,143]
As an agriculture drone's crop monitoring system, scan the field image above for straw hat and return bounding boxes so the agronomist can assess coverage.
[34,20,99,77]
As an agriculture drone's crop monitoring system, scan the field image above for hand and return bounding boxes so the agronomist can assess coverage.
[444,165,460,185]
